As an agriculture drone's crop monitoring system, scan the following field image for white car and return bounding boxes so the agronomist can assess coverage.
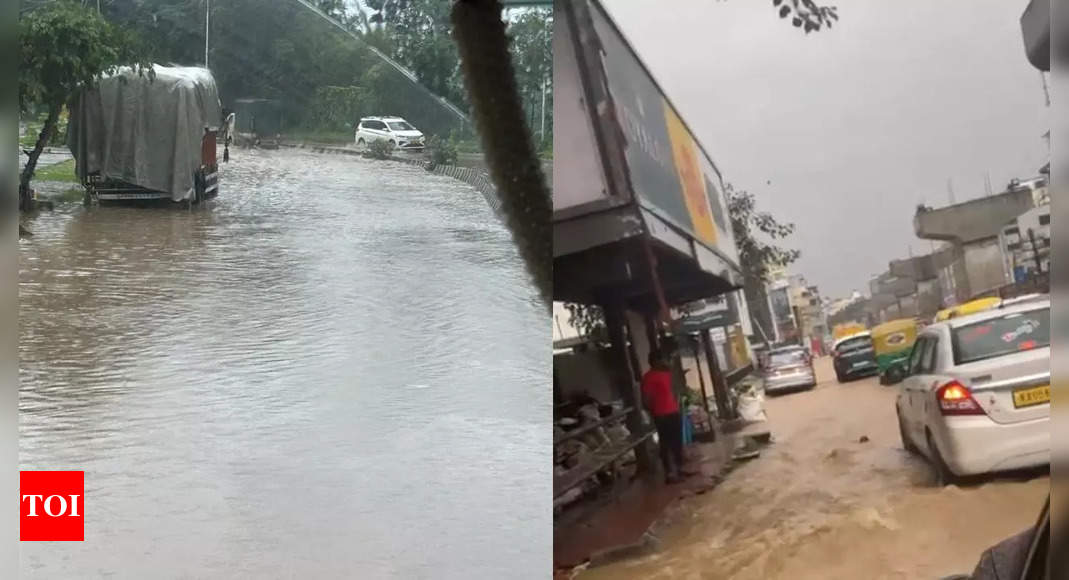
[762,346,817,394]
[354,116,425,151]
[894,298,1050,484]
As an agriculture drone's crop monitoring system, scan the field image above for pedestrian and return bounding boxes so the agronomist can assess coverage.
[641,348,686,484]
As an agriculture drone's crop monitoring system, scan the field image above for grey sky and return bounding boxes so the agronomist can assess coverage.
[601,0,1049,298]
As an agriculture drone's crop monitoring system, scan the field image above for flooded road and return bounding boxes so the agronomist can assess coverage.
[19,149,549,578]
[580,357,1047,580]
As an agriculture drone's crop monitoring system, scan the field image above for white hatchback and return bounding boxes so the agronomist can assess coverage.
[894,298,1050,484]
[354,116,425,151]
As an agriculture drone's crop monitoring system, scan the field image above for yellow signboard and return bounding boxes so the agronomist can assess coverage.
[663,103,718,246]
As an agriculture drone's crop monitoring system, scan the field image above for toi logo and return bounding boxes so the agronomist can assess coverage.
[20,471,84,541]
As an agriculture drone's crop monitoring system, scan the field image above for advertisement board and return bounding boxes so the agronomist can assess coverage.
[588,1,740,270]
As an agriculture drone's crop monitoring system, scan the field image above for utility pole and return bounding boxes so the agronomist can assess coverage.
[205,0,210,68]
[539,73,547,144]
[947,178,956,205]
[1041,71,1051,107]
[1028,228,1043,275]
[985,172,993,196]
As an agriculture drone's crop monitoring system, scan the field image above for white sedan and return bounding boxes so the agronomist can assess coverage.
[894,298,1050,485]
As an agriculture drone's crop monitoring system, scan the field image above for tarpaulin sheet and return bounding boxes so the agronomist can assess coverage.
[69,65,222,201]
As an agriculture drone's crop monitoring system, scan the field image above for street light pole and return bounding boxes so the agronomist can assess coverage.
[205,0,210,68]
[539,73,547,143]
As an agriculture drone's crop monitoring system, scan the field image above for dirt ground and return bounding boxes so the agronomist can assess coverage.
[577,356,1048,580]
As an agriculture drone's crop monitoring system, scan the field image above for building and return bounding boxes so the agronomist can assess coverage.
[999,205,1050,282]
[914,185,1036,303]
[787,276,827,347]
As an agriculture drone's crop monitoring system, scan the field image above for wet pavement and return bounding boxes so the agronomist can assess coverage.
[19,148,549,578]
[577,357,1048,580]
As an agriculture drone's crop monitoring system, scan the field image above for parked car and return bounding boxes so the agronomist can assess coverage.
[832,332,879,382]
[762,345,816,394]
[354,116,426,151]
[891,297,1050,485]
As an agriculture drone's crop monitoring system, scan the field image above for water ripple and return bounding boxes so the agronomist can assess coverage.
[20,149,550,578]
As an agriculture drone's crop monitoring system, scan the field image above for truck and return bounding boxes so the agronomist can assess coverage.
[69,65,222,205]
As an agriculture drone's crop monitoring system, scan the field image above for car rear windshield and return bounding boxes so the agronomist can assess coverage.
[387,122,415,131]
[952,307,1050,365]
[836,337,871,353]
[770,350,806,366]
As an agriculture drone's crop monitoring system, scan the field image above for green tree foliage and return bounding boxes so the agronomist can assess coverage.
[772,0,838,34]
[507,9,552,147]
[308,85,367,131]
[28,1,550,146]
[725,183,800,288]
[18,0,150,210]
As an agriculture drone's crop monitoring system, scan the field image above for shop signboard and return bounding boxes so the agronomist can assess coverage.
[588,1,740,271]
[677,292,740,332]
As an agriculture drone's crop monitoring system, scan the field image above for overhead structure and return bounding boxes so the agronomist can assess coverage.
[1020,0,1050,71]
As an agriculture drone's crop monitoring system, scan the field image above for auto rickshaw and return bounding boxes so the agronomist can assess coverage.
[871,318,918,384]
[934,296,1002,322]
[832,322,867,341]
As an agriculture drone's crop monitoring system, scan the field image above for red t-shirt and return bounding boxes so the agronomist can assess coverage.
[640,369,679,417]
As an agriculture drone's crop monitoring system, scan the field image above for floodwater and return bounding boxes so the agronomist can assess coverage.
[19,148,550,578]
[580,357,1047,580]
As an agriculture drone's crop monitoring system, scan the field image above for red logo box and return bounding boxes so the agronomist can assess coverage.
[20,471,84,541]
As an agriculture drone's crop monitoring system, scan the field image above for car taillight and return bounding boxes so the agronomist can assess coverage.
[936,381,985,416]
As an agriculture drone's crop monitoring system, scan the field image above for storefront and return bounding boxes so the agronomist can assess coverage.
[552,0,749,566]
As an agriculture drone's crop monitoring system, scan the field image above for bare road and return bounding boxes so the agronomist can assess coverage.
[580,357,1047,579]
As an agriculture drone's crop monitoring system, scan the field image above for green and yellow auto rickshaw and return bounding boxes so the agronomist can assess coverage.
[871,318,918,384]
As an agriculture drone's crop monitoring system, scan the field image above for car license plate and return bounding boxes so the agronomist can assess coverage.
[1012,384,1050,408]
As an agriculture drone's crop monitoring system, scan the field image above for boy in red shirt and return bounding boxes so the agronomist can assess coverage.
[641,349,684,483]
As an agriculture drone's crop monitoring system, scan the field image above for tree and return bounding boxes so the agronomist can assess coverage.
[564,302,606,344]
[19,1,149,210]
[726,182,800,289]
[725,182,801,341]
[364,0,466,108]
[507,9,552,147]
[772,0,838,34]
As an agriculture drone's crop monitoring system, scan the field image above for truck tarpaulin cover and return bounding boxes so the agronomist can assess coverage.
[69,65,222,202]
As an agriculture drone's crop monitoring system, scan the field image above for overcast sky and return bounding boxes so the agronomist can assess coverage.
[601,0,1049,298]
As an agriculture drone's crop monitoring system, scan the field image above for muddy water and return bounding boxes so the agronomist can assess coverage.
[580,357,1047,580]
[19,149,549,578]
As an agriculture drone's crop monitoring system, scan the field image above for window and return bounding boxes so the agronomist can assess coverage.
[1008,242,1021,252]
[1039,214,1050,226]
[920,336,938,373]
[907,337,927,375]
[1005,226,1020,236]
[769,349,807,366]
[951,307,1050,365]
[837,336,872,354]
[387,121,415,131]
